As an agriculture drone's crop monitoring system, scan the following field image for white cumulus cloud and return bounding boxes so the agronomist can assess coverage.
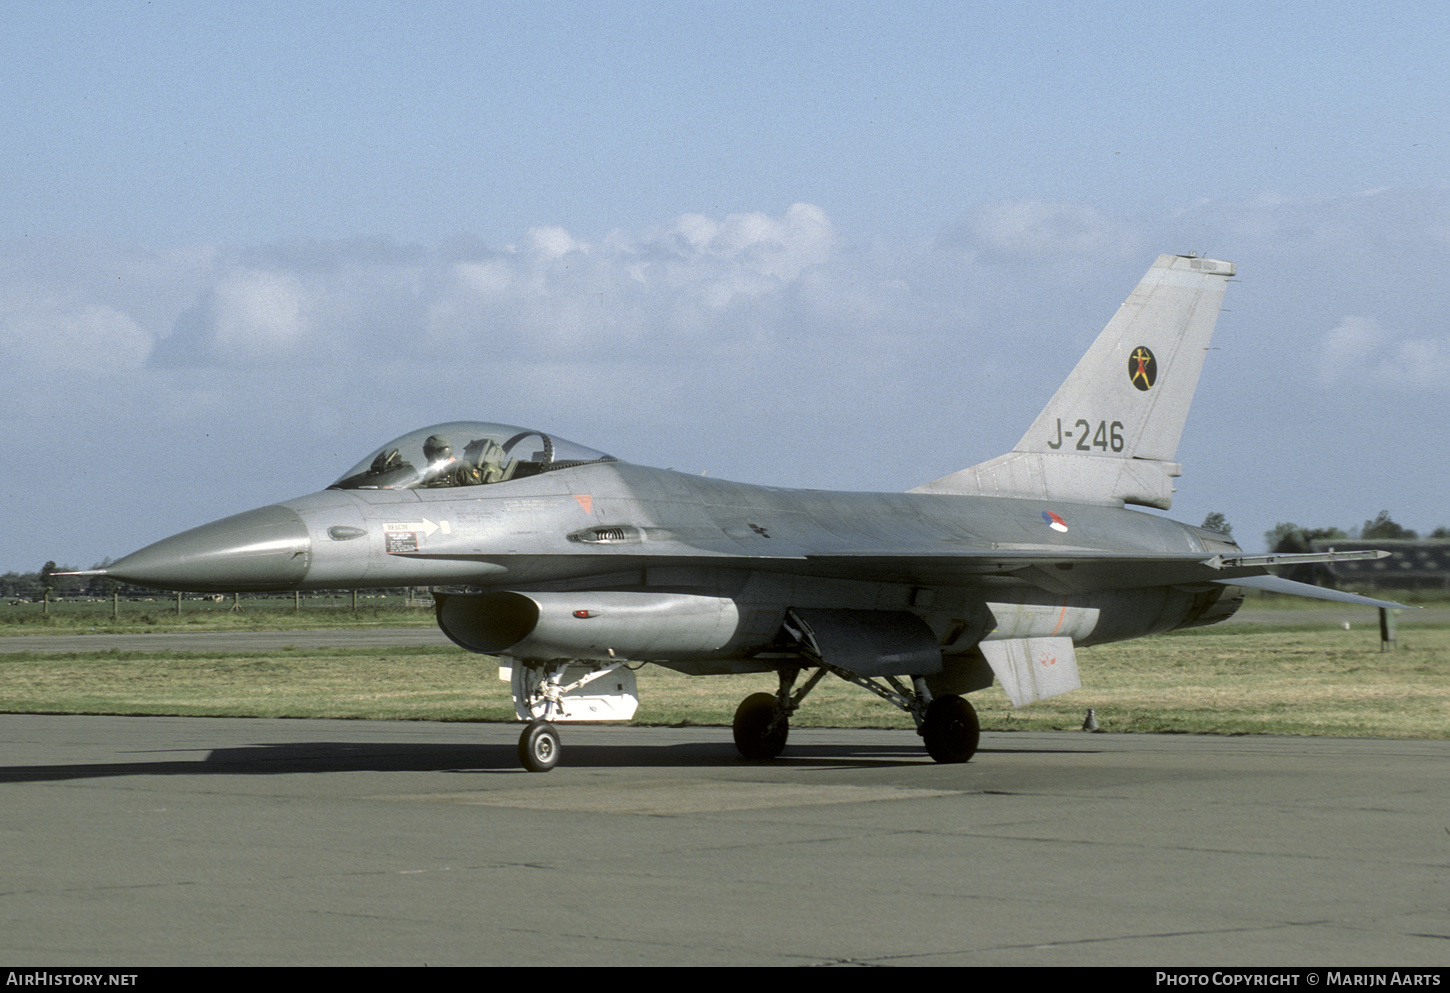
[0,292,152,375]
[1317,315,1449,390]
[208,269,310,362]
[959,200,1141,259]
[1317,315,1384,386]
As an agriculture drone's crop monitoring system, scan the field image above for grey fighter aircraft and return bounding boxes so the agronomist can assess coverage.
[87,254,1403,771]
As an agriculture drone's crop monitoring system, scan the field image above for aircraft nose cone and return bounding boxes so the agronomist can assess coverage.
[106,504,312,592]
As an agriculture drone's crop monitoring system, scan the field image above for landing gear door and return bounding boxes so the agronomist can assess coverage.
[502,661,640,722]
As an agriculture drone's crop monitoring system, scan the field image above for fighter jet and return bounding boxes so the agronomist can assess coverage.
[89,254,1403,771]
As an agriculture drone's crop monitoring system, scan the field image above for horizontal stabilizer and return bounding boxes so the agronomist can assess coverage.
[1216,575,1416,610]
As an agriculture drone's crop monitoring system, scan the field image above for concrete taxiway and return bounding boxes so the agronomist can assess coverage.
[1,714,1445,966]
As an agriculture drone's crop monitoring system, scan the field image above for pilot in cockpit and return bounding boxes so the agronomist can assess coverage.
[421,434,481,488]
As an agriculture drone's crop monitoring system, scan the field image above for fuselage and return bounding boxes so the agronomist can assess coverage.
[78,256,1308,769]
[105,457,1245,664]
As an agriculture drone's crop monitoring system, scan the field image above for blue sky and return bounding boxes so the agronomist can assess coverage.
[3,2,1448,571]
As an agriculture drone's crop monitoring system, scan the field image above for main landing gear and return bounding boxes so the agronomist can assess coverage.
[921,694,981,764]
[508,659,981,770]
[732,692,789,759]
[729,666,980,764]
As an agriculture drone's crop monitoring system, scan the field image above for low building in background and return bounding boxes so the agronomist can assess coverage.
[1312,539,1450,590]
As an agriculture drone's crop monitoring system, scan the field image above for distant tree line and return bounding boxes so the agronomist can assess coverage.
[1266,511,1449,555]
[1,563,422,602]
[0,560,167,601]
[1263,512,1449,586]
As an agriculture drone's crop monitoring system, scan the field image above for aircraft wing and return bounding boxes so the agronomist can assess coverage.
[394,545,1411,604]
[801,548,1251,591]
[397,545,1213,588]
[799,547,1402,596]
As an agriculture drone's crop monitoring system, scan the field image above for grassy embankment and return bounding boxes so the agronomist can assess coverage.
[3,618,1446,739]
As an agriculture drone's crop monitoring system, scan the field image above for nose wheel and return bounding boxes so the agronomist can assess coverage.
[518,720,561,772]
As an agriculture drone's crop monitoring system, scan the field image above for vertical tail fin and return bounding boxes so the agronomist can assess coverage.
[911,254,1235,510]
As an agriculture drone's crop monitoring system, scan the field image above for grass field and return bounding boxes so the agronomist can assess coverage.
[0,594,436,634]
[2,622,1445,739]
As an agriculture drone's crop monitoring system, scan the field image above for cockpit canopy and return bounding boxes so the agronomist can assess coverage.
[330,421,616,491]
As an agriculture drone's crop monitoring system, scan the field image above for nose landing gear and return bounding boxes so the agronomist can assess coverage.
[518,720,561,772]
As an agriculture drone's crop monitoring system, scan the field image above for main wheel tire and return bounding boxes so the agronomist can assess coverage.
[922,694,980,764]
[518,720,561,772]
[732,692,788,760]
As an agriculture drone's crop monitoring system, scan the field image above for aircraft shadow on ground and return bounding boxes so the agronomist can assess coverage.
[0,736,1089,783]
